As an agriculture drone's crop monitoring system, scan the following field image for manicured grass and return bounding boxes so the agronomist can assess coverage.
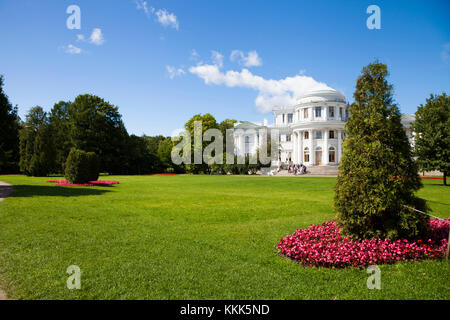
[0,175,449,300]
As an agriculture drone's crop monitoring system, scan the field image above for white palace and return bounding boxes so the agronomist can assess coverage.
[233,89,414,168]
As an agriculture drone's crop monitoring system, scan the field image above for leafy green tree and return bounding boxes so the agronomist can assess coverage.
[213,119,237,174]
[412,93,450,185]
[157,137,176,172]
[0,75,20,173]
[145,135,166,155]
[184,113,219,174]
[335,62,427,240]
[19,106,54,176]
[68,94,129,174]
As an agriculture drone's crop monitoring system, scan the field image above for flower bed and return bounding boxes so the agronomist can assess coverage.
[277,219,450,268]
[420,177,444,180]
[47,180,119,187]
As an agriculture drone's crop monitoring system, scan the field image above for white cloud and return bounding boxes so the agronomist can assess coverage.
[155,9,179,30]
[76,34,85,42]
[89,28,105,45]
[442,43,450,63]
[65,44,82,54]
[135,2,179,30]
[211,51,224,68]
[230,50,262,67]
[189,64,333,113]
[166,65,186,79]
[135,0,153,16]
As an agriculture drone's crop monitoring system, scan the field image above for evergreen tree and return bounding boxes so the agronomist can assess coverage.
[125,135,160,174]
[19,106,54,176]
[0,75,20,173]
[412,93,450,185]
[335,62,427,240]
[49,101,72,173]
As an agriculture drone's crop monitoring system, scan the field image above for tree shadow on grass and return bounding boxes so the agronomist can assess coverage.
[3,185,112,198]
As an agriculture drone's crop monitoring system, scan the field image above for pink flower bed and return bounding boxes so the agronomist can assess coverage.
[47,180,119,187]
[277,219,450,268]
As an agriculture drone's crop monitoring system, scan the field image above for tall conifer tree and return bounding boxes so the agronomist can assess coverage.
[335,62,427,240]
[0,75,20,173]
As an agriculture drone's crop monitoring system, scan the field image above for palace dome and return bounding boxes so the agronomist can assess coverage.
[296,89,346,105]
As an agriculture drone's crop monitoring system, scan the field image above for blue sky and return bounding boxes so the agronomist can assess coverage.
[0,0,449,136]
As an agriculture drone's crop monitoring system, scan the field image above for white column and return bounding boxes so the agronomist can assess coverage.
[324,106,328,121]
[293,132,297,163]
[310,107,314,121]
[257,133,261,150]
[240,134,245,156]
[324,129,329,165]
[309,129,314,165]
[299,130,303,164]
[338,129,342,163]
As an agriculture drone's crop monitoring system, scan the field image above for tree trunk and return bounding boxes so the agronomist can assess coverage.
[444,172,447,186]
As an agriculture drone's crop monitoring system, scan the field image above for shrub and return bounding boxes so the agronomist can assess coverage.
[65,149,99,184]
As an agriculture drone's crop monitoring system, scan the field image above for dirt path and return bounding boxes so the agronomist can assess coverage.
[0,181,13,201]
[0,181,13,300]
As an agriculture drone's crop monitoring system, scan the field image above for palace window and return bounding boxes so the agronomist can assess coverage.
[329,106,335,118]
[315,130,323,139]
[315,107,322,118]
[304,131,309,139]
[282,114,285,123]
[287,113,293,124]
[339,107,343,119]
[303,108,309,119]
[286,134,292,142]
[329,147,336,163]
[304,147,310,162]
[329,130,335,139]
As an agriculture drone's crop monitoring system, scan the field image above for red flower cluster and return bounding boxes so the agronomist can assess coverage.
[429,218,450,243]
[47,180,119,187]
[277,219,449,268]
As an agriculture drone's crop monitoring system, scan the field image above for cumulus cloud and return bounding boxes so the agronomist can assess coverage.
[155,9,179,30]
[166,65,186,79]
[89,28,105,45]
[76,34,85,42]
[189,64,333,113]
[64,44,82,54]
[230,50,262,67]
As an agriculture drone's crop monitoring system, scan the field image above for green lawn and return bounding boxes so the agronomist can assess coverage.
[0,175,449,300]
